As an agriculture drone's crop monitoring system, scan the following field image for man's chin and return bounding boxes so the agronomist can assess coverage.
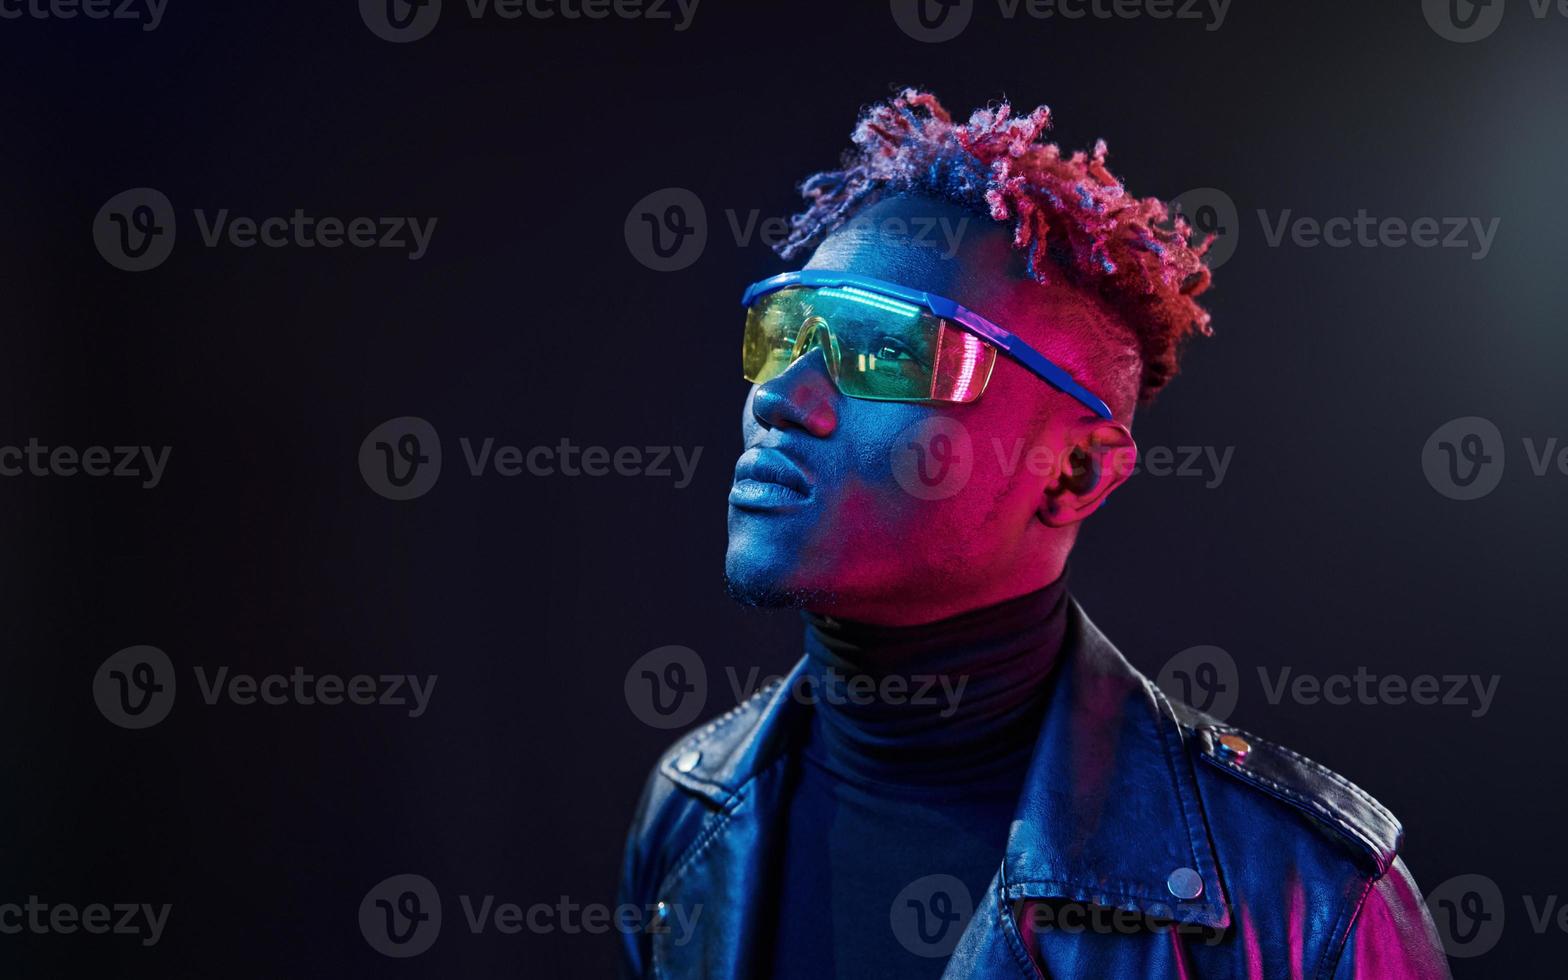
[722,558,836,612]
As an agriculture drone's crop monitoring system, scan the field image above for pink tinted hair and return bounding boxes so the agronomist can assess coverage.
[778,89,1215,402]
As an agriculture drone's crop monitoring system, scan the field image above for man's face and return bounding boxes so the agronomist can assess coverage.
[724,194,1132,625]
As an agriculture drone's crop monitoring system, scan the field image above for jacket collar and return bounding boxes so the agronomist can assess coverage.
[1001,601,1230,928]
[661,598,1231,929]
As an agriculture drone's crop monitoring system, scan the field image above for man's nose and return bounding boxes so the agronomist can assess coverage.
[750,343,839,438]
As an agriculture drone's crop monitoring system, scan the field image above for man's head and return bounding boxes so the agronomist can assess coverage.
[725,90,1214,625]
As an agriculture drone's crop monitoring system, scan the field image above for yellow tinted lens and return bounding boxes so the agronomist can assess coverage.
[742,285,997,403]
[742,289,809,384]
[804,285,938,400]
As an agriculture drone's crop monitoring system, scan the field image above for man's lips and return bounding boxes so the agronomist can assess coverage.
[730,446,813,508]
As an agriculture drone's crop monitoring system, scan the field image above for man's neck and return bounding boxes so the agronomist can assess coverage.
[797,572,1071,786]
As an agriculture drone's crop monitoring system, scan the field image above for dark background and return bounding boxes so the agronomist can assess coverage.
[2,0,1564,975]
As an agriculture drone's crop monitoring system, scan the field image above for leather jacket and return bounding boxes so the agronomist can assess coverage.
[618,601,1452,978]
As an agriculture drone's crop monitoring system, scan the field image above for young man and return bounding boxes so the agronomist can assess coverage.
[619,91,1450,978]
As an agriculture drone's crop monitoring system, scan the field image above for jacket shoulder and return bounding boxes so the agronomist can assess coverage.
[654,675,785,791]
[1167,700,1405,877]
[623,677,786,875]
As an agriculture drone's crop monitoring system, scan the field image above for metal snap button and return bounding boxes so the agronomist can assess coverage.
[1167,867,1204,900]
[674,750,701,773]
[1216,733,1251,762]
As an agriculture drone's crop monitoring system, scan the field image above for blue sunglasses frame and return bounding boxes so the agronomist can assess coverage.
[741,270,1113,420]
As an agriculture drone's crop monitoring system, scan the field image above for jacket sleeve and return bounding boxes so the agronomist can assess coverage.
[617,766,660,980]
[1330,857,1452,980]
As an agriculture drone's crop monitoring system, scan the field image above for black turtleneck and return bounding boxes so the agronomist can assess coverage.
[766,575,1071,979]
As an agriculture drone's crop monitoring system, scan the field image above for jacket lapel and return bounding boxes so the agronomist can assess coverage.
[650,601,1228,978]
[650,659,810,978]
[935,601,1229,978]
[999,601,1229,930]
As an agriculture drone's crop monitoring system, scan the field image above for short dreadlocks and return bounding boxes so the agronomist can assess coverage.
[778,89,1214,404]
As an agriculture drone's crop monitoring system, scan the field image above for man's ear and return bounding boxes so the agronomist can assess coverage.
[1038,422,1137,527]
